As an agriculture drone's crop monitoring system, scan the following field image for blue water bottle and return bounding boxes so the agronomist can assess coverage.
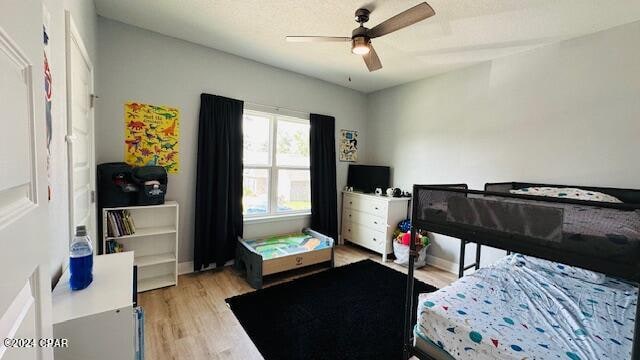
[70,225,94,290]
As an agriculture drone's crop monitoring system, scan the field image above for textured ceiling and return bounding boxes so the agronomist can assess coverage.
[95,0,640,93]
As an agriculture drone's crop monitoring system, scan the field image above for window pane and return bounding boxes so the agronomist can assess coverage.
[276,119,309,166]
[277,169,310,212]
[243,114,270,165]
[243,168,269,215]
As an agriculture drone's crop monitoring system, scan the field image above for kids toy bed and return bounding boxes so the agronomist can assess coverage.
[235,228,334,289]
[402,182,640,360]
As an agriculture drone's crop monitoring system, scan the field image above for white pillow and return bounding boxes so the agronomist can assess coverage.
[508,254,606,284]
[510,186,622,203]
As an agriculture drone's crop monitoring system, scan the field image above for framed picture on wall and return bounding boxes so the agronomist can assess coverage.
[339,129,358,162]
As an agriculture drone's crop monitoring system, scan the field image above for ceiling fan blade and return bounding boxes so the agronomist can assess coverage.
[363,44,382,72]
[367,2,435,39]
[285,36,351,42]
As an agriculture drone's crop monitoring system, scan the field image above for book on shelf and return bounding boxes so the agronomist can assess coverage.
[106,240,124,254]
[124,210,136,233]
[107,212,119,237]
[106,210,137,238]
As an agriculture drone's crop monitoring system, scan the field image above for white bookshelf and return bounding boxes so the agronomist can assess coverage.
[102,201,179,292]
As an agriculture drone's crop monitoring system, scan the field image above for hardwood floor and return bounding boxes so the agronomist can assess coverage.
[139,244,456,360]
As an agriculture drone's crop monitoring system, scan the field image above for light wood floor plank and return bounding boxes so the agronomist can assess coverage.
[139,244,456,360]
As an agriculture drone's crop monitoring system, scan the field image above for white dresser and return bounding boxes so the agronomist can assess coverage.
[341,191,410,262]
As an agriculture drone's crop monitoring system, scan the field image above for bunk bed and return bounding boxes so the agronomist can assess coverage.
[402,182,640,360]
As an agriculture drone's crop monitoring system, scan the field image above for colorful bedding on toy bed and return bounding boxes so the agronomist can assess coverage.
[241,233,332,260]
[415,254,638,360]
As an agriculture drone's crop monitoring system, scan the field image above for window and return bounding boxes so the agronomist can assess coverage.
[243,110,310,217]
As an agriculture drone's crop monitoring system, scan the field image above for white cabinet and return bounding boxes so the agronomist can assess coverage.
[52,252,140,360]
[341,192,410,262]
[102,201,179,292]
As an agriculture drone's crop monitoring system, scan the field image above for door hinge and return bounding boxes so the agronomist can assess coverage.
[90,190,96,203]
[90,94,99,108]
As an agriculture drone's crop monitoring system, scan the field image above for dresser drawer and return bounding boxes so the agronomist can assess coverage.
[343,194,388,217]
[342,222,386,253]
[342,193,361,209]
[342,207,387,233]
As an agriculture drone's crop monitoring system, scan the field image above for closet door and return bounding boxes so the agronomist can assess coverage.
[65,13,96,247]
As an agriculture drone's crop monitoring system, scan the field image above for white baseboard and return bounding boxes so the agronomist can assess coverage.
[425,254,458,274]
[178,259,234,275]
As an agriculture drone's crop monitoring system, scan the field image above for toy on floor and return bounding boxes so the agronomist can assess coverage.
[397,231,430,247]
[392,220,430,267]
[397,219,411,233]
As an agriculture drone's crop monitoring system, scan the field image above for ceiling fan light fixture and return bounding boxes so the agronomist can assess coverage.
[351,37,370,55]
[285,2,436,72]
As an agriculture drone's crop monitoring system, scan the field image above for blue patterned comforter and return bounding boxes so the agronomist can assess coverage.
[416,254,637,360]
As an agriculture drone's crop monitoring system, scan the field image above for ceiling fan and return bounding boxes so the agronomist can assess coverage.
[286,2,435,72]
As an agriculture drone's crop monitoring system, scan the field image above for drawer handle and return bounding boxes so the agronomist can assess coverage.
[349,201,353,205]
[349,214,352,217]
[375,207,379,210]
[348,229,351,232]
[373,238,377,241]
[373,221,378,224]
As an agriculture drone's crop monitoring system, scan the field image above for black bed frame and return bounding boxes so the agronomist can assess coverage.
[402,182,640,360]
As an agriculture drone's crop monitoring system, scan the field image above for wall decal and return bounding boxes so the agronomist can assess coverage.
[339,129,358,162]
[124,102,180,173]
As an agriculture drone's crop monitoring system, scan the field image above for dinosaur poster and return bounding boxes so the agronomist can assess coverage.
[124,102,180,173]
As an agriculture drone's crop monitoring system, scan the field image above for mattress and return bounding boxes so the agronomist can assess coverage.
[416,254,638,360]
[508,187,622,203]
[240,233,332,260]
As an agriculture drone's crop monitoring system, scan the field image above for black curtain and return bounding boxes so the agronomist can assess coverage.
[309,113,338,241]
[194,94,244,271]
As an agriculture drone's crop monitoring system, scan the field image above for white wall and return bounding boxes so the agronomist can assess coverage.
[95,18,368,267]
[44,0,98,283]
[367,21,640,272]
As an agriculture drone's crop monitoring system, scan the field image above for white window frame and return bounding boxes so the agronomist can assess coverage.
[243,109,311,219]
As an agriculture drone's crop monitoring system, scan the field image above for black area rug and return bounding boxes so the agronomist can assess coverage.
[226,259,438,360]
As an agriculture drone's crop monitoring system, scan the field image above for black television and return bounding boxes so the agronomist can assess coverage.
[347,165,390,193]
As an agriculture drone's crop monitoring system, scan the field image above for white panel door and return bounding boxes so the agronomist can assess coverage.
[65,14,96,248]
[0,1,54,360]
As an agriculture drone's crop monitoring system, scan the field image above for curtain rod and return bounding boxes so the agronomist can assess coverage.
[244,100,310,117]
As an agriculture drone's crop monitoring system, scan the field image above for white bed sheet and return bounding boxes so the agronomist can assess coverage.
[416,254,637,360]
